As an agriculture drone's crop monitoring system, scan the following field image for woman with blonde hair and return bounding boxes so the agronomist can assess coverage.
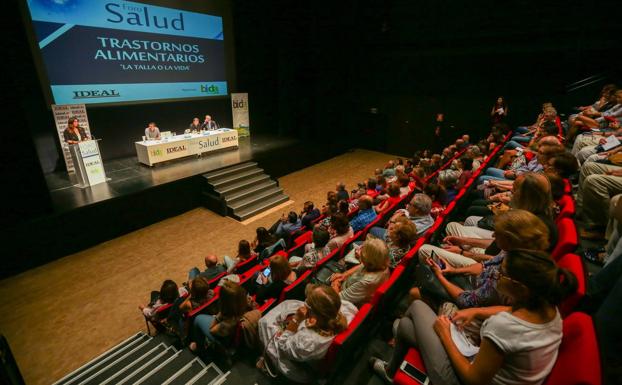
[330,238,390,307]
[257,284,358,382]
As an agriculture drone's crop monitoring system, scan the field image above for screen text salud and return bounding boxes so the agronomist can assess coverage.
[105,3,185,31]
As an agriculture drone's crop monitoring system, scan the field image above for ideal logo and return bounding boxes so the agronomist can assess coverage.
[150,149,163,157]
[105,3,185,31]
[166,145,186,154]
[200,84,219,94]
[73,89,120,99]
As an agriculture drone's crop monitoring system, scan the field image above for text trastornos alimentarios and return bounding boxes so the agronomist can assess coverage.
[94,37,206,63]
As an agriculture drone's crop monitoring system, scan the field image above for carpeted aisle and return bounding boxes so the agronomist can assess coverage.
[0,149,399,385]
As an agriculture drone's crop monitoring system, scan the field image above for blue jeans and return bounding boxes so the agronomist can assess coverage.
[194,314,216,343]
[503,140,525,150]
[510,135,531,143]
[514,126,530,134]
[477,168,507,184]
[369,226,387,240]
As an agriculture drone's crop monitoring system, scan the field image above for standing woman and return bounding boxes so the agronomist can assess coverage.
[491,96,508,124]
[63,117,89,144]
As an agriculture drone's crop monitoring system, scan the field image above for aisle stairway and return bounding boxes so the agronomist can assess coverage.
[201,162,289,221]
[52,333,228,385]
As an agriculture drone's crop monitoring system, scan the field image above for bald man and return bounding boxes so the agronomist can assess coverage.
[188,254,226,281]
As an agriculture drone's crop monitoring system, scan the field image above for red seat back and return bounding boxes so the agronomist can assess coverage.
[393,348,427,385]
[279,270,312,302]
[543,312,601,385]
[557,195,576,220]
[551,218,579,261]
[323,303,373,375]
[556,253,586,317]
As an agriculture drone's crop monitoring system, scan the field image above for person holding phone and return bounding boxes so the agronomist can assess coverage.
[371,248,576,385]
[254,254,296,304]
[411,210,550,307]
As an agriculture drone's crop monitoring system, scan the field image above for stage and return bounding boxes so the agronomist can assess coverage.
[44,134,299,213]
[3,134,346,278]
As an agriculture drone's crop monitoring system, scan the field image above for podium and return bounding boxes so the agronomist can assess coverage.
[69,140,108,188]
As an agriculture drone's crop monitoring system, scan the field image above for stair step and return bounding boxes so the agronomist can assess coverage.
[214,174,271,196]
[79,339,162,385]
[233,193,290,221]
[115,347,179,385]
[53,333,151,385]
[162,358,206,385]
[185,363,227,385]
[136,350,197,385]
[229,186,285,212]
[203,162,258,180]
[94,343,169,385]
[210,168,265,190]
[224,180,278,204]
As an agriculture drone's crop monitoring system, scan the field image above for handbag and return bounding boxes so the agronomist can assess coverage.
[608,152,622,166]
[313,260,346,285]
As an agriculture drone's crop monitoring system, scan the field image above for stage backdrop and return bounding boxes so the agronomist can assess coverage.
[24,0,228,105]
[231,92,250,137]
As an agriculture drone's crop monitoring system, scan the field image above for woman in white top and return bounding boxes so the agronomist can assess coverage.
[371,248,577,385]
[257,284,358,383]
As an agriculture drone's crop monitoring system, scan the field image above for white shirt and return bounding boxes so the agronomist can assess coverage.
[258,299,358,383]
[481,310,562,385]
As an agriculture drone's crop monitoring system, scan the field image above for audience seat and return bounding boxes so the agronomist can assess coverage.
[323,303,373,378]
[393,347,426,385]
[556,253,586,317]
[280,270,313,302]
[543,312,601,385]
[233,255,258,274]
[551,217,579,261]
[557,195,576,220]
[370,265,406,313]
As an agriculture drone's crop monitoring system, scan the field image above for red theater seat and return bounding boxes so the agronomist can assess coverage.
[556,253,586,317]
[551,217,578,261]
[557,195,576,220]
[543,312,601,385]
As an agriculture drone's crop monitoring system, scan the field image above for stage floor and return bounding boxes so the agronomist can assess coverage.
[44,134,300,213]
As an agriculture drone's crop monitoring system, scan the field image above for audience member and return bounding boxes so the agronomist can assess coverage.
[327,213,354,251]
[372,248,576,385]
[330,238,390,307]
[300,201,321,229]
[349,195,378,232]
[256,285,357,382]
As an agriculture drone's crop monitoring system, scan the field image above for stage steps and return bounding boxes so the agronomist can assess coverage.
[201,161,289,221]
[51,332,228,385]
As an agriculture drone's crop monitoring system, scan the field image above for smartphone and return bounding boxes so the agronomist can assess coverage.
[263,267,271,277]
[399,361,429,385]
[430,250,445,270]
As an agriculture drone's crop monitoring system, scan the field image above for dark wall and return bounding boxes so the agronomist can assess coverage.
[344,0,621,156]
[0,1,53,226]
